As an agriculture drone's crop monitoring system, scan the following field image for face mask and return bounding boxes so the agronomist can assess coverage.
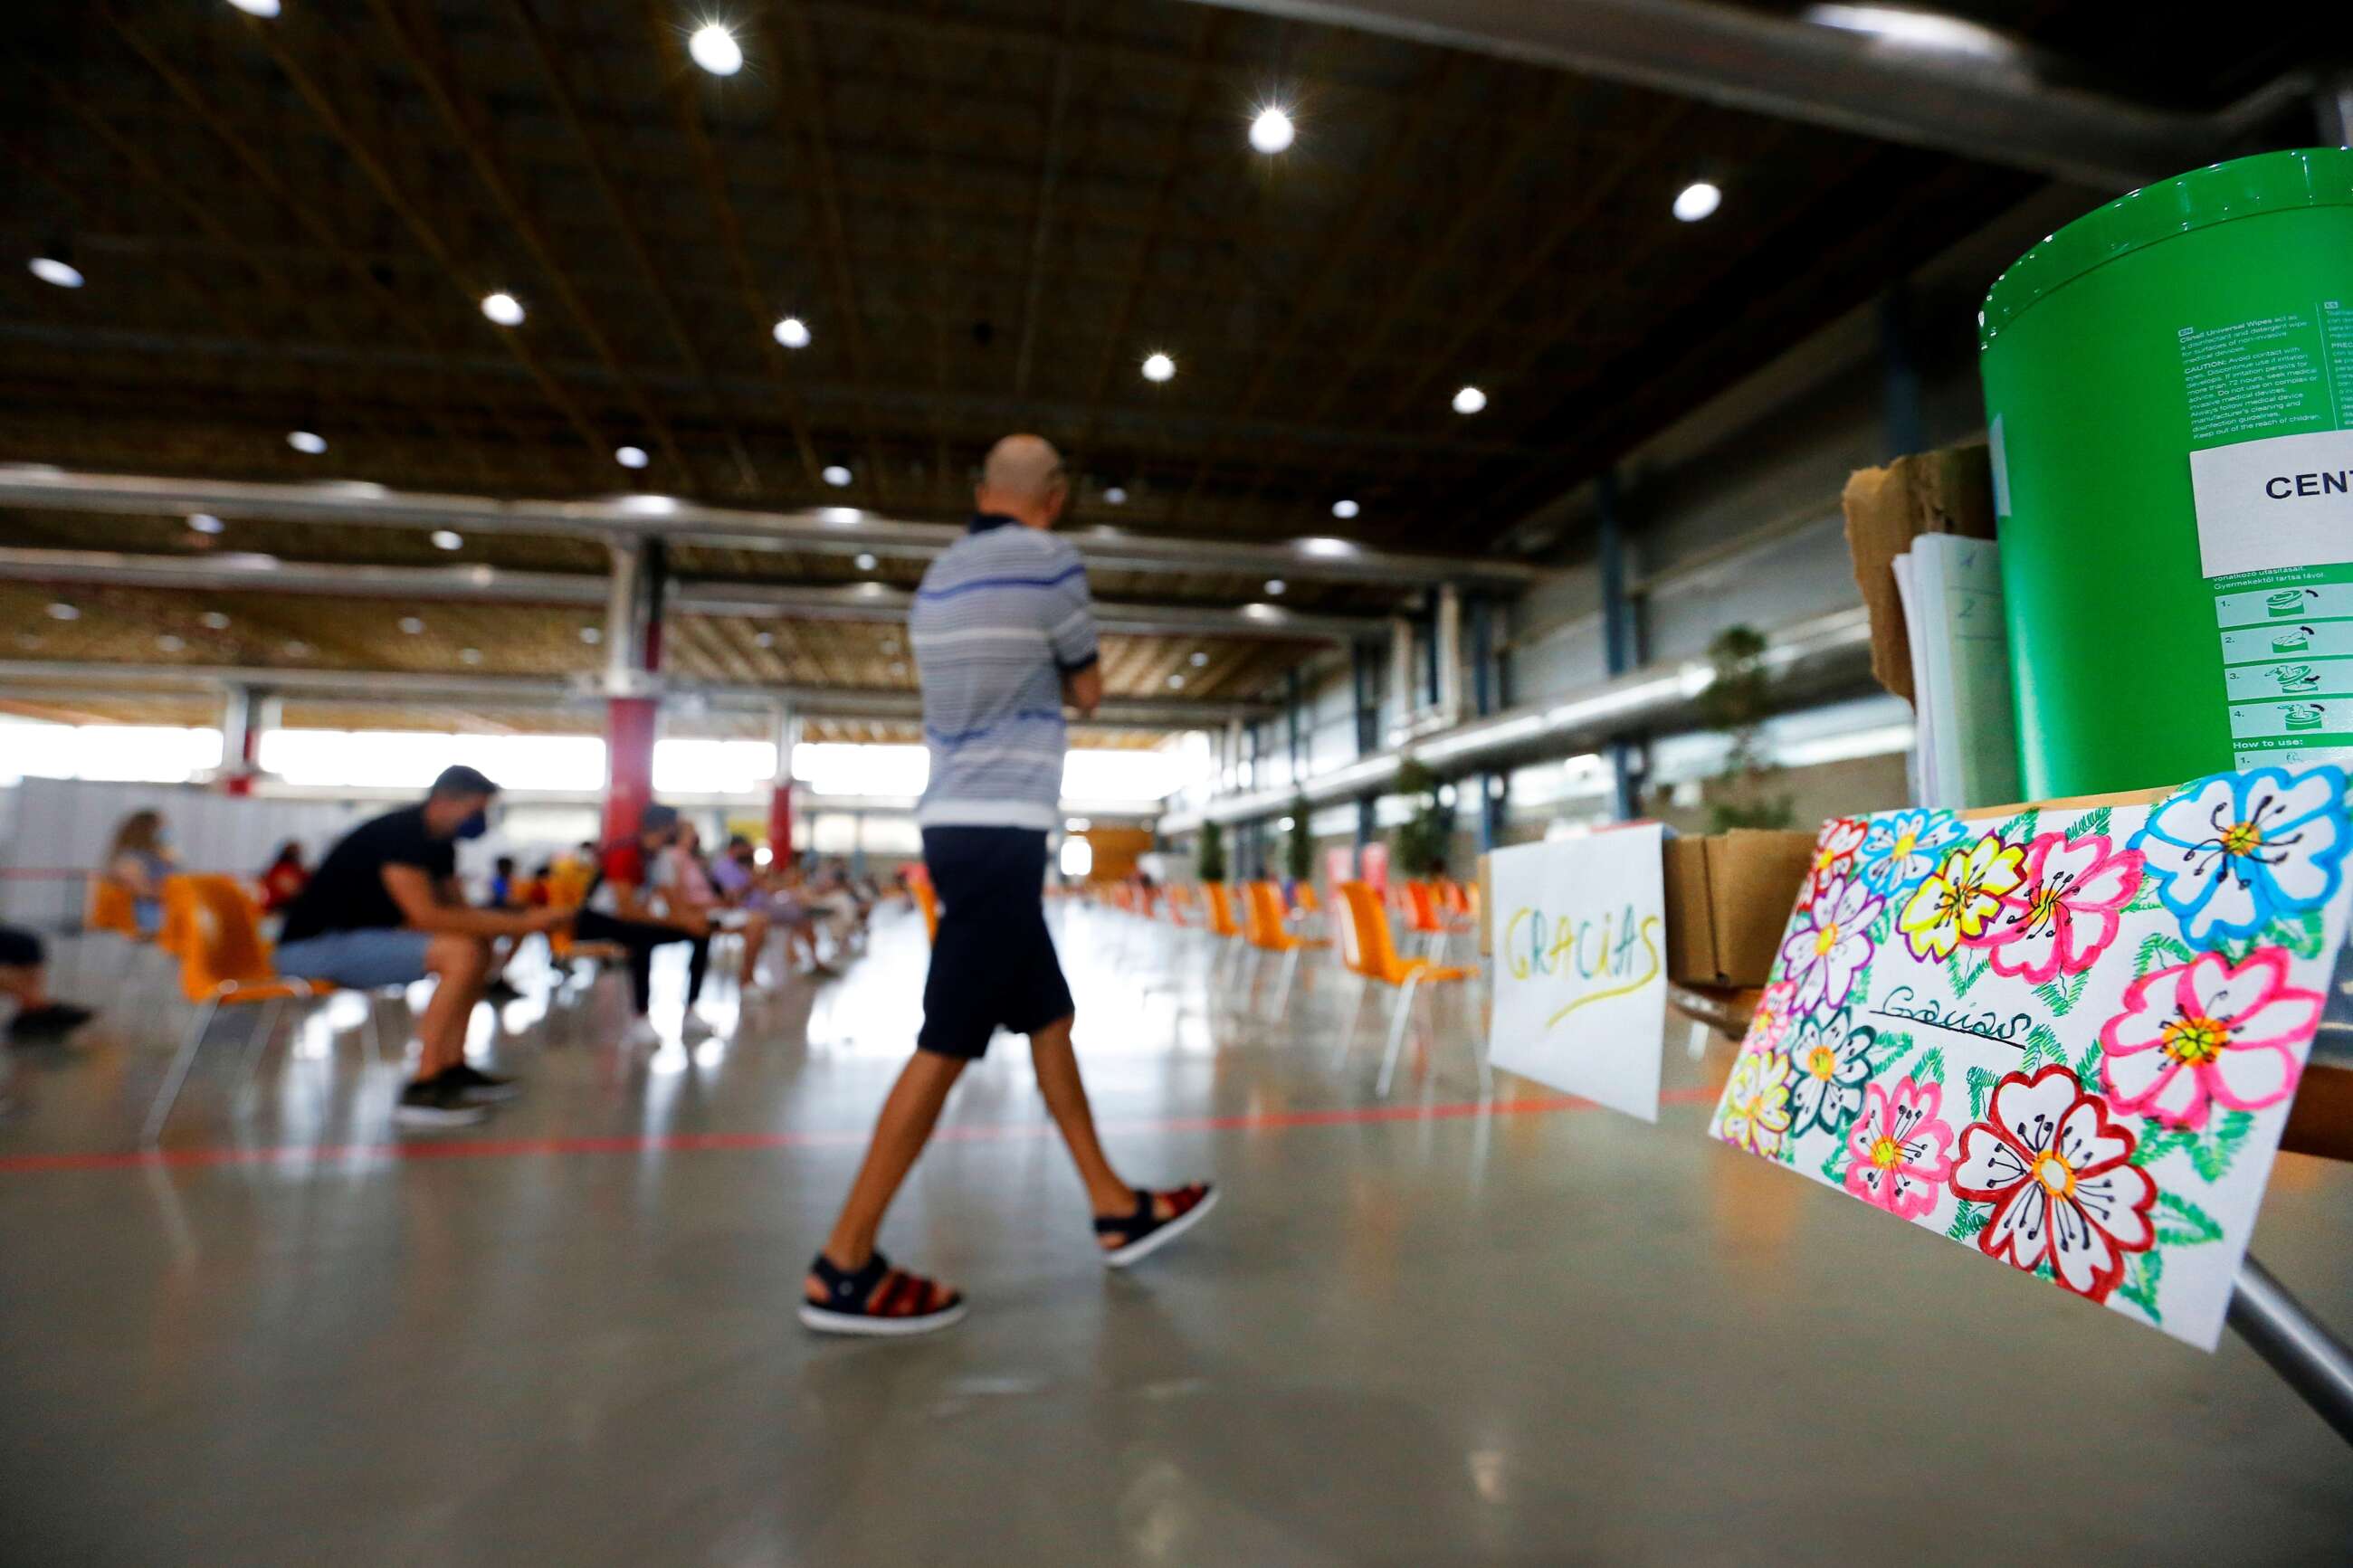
[455,810,491,841]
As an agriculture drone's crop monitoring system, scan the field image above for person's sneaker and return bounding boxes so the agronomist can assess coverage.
[440,1062,522,1105]
[620,1017,662,1048]
[6,1003,93,1044]
[680,1013,718,1043]
[483,978,525,1006]
[393,1077,491,1129]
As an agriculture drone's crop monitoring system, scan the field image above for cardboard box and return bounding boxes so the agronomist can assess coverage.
[1662,830,1816,987]
[1842,443,1996,703]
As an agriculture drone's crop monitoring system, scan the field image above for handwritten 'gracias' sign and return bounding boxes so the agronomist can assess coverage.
[1488,825,1671,1122]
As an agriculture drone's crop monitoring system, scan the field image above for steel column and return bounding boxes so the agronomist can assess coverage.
[216,683,261,796]
[1598,470,1642,822]
[601,537,664,845]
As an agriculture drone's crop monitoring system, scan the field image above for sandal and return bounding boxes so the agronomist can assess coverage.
[1094,1183,1219,1269]
[799,1251,967,1336]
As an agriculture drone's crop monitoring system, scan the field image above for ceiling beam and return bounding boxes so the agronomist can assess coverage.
[0,468,1548,589]
[1167,0,2301,191]
[0,547,1386,641]
[0,660,1270,728]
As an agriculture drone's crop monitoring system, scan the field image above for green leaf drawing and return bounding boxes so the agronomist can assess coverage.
[2281,909,2329,961]
[2129,1110,2253,1184]
[1819,1144,1847,1183]
[1949,949,1995,998]
[1871,1030,1919,1073]
[2154,1191,2224,1247]
[2034,969,2093,1018]
[1867,905,1895,944]
[2020,1022,2063,1071]
[1912,1045,1946,1088]
[2071,1041,2102,1083]
[1966,1065,1998,1121]
[2116,1250,2165,1324]
[2132,931,2195,979]
[2190,1112,2254,1183]
[1947,1201,1990,1241]
[2123,879,2167,914]
[2067,805,2113,842]
[1995,808,2040,844]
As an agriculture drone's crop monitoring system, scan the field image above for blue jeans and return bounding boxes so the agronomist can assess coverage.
[275,928,435,990]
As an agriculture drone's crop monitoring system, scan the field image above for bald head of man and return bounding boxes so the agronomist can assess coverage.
[975,433,1070,530]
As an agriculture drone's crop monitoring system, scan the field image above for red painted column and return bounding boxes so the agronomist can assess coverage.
[767,780,794,860]
[602,696,659,844]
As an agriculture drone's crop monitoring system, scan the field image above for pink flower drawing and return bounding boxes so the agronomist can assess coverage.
[2099,947,2320,1129]
[1843,1075,1955,1220]
[1969,832,2144,986]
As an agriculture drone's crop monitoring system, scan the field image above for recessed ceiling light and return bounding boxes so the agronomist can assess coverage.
[754,632,775,648]
[28,257,82,289]
[284,640,311,657]
[1189,651,1209,667]
[1331,498,1360,519]
[1263,578,1286,596]
[614,444,650,470]
[287,430,327,454]
[1103,486,1128,506]
[1241,603,1282,622]
[227,0,281,14]
[430,529,463,551]
[480,291,524,327]
[399,615,425,634]
[620,494,677,515]
[1804,5,2017,62]
[1249,106,1296,155]
[579,625,603,644]
[188,512,224,535]
[157,633,186,652]
[822,464,852,487]
[1141,351,1176,384]
[1672,181,1722,223]
[1297,536,1358,558]
[461,647,483,664]
[689,23,743,76]
[819,506,862,525]
[45,602,78,621]
[200,611,232,630]
[1452,385,1487,415]
[773,315,811,349]
[1167,673,1186,689]
[854,552,878,571]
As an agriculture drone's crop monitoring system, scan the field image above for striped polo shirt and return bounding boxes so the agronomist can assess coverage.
[910,514,1099,831]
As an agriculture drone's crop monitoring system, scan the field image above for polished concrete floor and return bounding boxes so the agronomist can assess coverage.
[2,902,2349,1565]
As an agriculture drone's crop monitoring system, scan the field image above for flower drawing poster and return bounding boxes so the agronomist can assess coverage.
[1708,766,2353,1348]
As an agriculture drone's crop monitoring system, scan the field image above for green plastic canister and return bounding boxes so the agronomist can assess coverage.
[1979,147,2353,798]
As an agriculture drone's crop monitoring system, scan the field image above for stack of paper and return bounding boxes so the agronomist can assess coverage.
[1891,534,2020,810]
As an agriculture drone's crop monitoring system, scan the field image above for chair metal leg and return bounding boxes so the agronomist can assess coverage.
[1273,946,1302,1017]
[237,996,288,1106]
[2228,1254,2353,1445]
[143,995,221,1145]
[1377,973,1425,1098]
[1332,974,1368,1069]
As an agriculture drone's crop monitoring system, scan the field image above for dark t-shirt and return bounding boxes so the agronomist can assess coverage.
[279,806,454,944]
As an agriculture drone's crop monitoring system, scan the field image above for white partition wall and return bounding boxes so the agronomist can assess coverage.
[0,778,375,927]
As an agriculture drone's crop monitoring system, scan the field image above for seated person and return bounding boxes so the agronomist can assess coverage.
[571,804,713,1045]
[487,855,520,910]
[258,841,309,916]
[0,925,95,1044]
[103,810,175,936]
[274,766,568,1128]
[520,862,554,908]
[655,824,772,993]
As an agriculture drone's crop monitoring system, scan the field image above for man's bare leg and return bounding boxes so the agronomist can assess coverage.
[415,935,490,1080]
[818,1049,967,1271]
[1025,1013,1134,1215]
[737,913,771,987]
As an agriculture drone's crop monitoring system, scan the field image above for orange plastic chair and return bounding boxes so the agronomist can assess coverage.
[87,877,142,938]
[910,875,941,943]
[1404,879,1475,964]
[143,875,339,1144]
[1334,880,1481,1097]
[1202,880,1239,941]
[1245,880,1329,1014]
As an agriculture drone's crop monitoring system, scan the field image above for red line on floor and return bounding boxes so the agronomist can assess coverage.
[0,1088,1724,1175]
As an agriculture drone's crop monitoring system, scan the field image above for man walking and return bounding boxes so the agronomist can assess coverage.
[276,765,568,1127]
[802,434,1215,1335]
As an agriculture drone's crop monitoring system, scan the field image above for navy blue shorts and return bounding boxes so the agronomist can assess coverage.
[0,926,43,969]
[918,827,1073,1060]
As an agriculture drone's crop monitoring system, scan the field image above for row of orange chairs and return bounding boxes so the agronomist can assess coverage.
[1109,878,1486,1098]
